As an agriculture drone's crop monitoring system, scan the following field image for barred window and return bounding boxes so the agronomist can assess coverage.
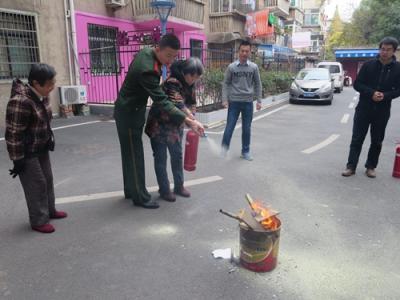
[0,10,40,80]
[190,39,203,60]
[88,24,119,75]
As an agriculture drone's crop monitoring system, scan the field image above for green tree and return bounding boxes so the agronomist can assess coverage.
[342,0,400,46]
[325,6,345,59]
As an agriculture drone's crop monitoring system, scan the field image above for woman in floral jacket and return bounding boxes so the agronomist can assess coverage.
[145,58,204,202]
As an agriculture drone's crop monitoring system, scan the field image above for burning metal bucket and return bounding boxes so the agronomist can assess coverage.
[239,217,281,272]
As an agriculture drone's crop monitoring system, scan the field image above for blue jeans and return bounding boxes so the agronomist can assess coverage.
[150,133,184,195]
[222,101,253,154]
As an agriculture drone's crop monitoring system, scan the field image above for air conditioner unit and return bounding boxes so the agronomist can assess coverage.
[105,0,125,8]
[59,85,87,105]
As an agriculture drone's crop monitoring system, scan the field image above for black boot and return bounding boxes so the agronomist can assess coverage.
[134,199,160,209]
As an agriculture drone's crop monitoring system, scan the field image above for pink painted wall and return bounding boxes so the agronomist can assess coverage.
[75,11,206,103]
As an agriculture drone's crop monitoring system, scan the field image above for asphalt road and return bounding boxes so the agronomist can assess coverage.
[0,87,399,300]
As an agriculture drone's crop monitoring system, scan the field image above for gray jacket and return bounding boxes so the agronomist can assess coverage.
[222,60,262,103]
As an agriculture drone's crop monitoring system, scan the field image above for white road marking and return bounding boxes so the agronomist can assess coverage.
[0,120,102,142]
[1,105,289,139]
[348,102,355,109]
[56,175,223,204]
[341,114,350,124]
[302,134,340,154]
[52,120,102,131]
[353,96,358,101]
[205,105,289,135]
[54,177,72,188]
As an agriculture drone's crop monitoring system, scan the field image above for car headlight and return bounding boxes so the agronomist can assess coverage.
[319,84,332,92]
[290,82,299,90]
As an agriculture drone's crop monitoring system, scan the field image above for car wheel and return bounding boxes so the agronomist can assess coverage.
[326,100,332,105]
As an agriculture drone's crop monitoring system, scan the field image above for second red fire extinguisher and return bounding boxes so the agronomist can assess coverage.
[393,145,400,178]
[184,129,200,171]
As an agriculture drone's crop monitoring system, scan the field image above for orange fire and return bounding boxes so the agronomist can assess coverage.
[251,201,279,230]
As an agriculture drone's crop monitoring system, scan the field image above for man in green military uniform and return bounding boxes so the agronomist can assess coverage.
[114,33,204,209]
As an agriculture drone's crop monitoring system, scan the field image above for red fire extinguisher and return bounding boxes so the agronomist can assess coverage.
[184,129,200,171]
[392,145,400,178]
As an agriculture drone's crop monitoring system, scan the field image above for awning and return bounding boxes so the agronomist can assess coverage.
[335,49,379,58]
[258,44,296,58]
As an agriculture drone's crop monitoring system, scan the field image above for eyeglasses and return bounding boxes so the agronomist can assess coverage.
[380,47,394,52]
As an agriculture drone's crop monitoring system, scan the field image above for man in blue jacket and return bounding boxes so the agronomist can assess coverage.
[342,37,400,178]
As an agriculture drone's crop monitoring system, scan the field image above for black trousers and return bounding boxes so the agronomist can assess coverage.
[19,151,56,227]
[346,106,391,170]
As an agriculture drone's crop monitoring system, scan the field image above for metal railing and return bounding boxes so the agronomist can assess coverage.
[78,46,304,107]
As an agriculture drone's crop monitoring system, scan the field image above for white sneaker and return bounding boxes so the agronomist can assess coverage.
[220,146,228,158]
[240,153,253,161]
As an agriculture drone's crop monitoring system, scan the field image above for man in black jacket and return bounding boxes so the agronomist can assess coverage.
[342,37,400,178]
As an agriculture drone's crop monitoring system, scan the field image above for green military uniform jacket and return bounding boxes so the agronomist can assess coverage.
[115,47,186,125]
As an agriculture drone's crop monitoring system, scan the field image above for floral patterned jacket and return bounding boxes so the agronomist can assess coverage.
[145,76,195,144]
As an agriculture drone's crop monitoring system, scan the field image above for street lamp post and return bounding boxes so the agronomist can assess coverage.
[150,0,176,79]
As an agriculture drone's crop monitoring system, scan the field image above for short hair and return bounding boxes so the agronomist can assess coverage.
[159,33,180,50]
[181,57,204,76]
[239,40,252,50]
[379,36,399,51]
[28,63,56,86]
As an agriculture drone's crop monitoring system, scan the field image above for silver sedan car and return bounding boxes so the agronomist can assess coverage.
[289,68,334,105]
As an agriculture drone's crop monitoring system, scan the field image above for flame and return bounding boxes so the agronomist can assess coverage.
[251,200,279,230]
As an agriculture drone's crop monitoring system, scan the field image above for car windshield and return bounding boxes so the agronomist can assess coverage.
[318,65,340,73]
[296,69,330,80]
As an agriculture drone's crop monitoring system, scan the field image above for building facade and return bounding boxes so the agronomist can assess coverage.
[0,0,207,122]
[0,1,70,123]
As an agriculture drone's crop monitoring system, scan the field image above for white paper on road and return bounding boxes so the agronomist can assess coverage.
[212,248,232,259]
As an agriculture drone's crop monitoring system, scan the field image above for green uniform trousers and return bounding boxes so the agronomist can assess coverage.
[114,106,151,204]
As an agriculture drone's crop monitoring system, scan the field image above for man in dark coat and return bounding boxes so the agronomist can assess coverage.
[114,34,204,209]
[342,37,400,178]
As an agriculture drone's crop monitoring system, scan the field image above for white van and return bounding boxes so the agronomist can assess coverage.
[317,61,344,93]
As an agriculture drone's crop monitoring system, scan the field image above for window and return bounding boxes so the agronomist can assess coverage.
[0,10,40,80]
[319,65,340,73]
[210,0,254,14]
[190,39,203,60]
[88,24,119,75]
[304,9,319,26]
[291,0,303,8]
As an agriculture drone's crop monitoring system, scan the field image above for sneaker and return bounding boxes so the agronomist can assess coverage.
[174,186,191,198]
[341,168,355,177]
[365,168,376,178]
[220,146,228,158]
[240,153,253,161]
[50,210,68,219]
[31,223,55,234]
